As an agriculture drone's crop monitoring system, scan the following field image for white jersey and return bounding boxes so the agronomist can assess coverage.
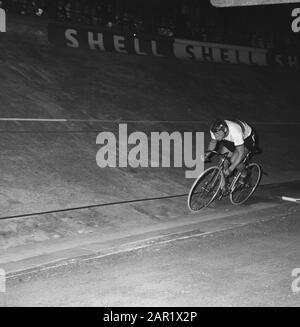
[210,120,252,146]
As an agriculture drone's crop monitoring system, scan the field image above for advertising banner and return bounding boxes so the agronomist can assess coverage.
[266,50,300,68]
[48,22,298,69]
[173,39,268,66]
[48,22,174,58]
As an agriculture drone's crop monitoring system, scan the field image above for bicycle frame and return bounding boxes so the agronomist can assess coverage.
[188,150,261,211]
[208,150,251,199]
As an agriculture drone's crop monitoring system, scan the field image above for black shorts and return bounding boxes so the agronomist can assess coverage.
[220,133,255,153]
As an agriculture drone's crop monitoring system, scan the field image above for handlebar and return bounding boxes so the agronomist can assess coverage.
[206,150,230,158]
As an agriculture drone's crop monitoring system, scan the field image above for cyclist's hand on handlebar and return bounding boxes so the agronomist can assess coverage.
[204,151,211,162]
[223,168,232,177]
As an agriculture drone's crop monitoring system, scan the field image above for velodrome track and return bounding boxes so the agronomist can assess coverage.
[0,15,299,275]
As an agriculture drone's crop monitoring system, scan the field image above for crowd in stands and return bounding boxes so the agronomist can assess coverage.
[0,0,298,49]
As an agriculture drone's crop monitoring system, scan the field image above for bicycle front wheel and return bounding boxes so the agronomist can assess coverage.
[230,163,262,205]
[188,166,223,211]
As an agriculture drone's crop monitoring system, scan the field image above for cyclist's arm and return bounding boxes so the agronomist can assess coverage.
[229,144,245,172]
[207,139,218,153]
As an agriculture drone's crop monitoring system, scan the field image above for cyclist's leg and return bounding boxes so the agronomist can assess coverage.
[221,144,248,177]
[236,134,255,182]
[236,148,249,177]
[218,141,234,169]
[236,157,248,184]
[217,141,234,190]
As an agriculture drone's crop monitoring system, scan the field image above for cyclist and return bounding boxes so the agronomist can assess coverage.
[205,118,256,186]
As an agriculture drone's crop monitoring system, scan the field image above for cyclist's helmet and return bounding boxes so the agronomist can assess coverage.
[210,118,227,133]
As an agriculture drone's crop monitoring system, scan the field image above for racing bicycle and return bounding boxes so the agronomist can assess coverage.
[187,150,262,211]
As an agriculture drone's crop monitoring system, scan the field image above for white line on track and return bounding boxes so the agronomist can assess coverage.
[0,118,68,122]
[0,118,299,125]
[7,213,288,280]
[282,196,300,203]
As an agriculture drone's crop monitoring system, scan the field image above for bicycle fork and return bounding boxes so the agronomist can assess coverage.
[217,171,241,200]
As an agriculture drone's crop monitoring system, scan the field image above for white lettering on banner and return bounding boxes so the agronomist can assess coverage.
[173,39,267,66]
[63,30,163,57]
[151,40,164,57]
[291,8,300,33]
[275,55,299,68]
[65,29,79,48]
[288,56,299,68]
[88,32,105,50]
[202,46,214,61]
[275,55,285,66]
[220,48,230,63]
[114,35,128,53]
[134,38,148,55]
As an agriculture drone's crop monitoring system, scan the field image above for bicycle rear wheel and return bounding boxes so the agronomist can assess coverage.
[188,166,222,211]
[230,163,262,205]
